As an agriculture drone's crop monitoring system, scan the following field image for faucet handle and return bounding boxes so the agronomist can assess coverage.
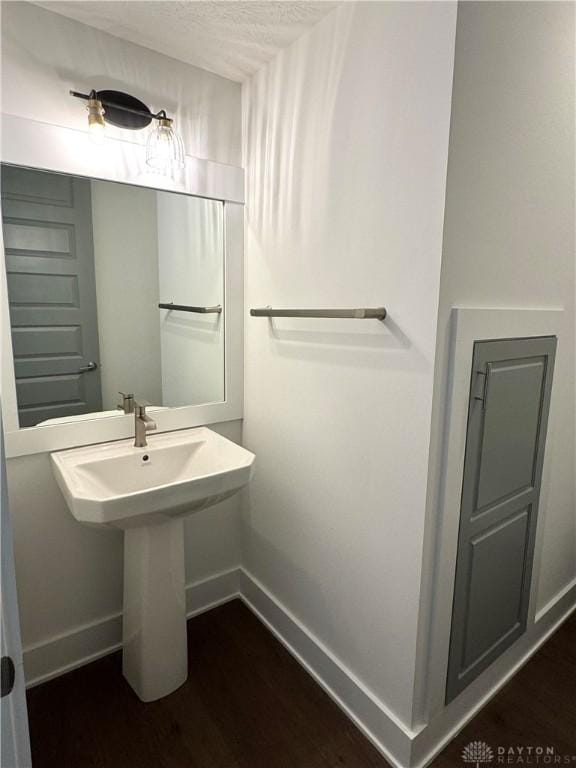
[117,392,135,414]
[133,400,156,447]
[134,400,151,417]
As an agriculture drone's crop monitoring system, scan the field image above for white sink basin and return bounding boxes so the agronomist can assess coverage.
[51,427,255,703]
[51,427,255,529]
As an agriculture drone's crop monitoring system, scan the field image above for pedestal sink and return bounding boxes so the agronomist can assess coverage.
[51,427,255,702]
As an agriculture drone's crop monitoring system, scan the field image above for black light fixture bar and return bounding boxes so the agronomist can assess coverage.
[70,90,170,129]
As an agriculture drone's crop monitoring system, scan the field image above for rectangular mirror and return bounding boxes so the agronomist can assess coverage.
[1,165,225,428]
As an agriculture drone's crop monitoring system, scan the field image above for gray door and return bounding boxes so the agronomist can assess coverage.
[1,166,102,426]
[446,336,556,703]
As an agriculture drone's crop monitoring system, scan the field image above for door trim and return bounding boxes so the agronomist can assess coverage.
[421,307,565,720]
[0,414,32,766]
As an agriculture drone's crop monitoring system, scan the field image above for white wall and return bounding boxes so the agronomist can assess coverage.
[1,2,244,683]
[427,0,575,617]
[242,2,457,729]
[0,2,241,167]
[92,180,162,410]
[416,0,575,730]
[157,193,225,406]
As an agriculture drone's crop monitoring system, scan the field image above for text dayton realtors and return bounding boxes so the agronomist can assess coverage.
[496,746,575,765]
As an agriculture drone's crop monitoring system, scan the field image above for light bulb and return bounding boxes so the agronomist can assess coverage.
[146,116,185,176]
[86,95,105,145]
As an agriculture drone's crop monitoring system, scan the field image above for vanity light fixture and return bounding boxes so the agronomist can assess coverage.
[70,89,186,176]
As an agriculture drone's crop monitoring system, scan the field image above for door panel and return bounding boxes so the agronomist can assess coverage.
[3,220,73,253]
[8,272,79,305]
[1,167,102,426]
[1,164,73,206]
[463,508,530,668]
[476,359,546,509]
[4,220,70,256]
[446,336,556,703]
[11,325,82,357]
[17,374,85,406]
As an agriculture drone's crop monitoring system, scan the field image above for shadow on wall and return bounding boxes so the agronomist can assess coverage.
[265,313,427,372]
[269,315,429,371]
[160,313,222,343]
[244,4,355,254]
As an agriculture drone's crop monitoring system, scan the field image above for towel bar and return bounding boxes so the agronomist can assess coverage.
[249,307,386,320]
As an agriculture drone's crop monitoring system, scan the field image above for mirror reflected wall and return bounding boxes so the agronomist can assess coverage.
[1,165,225,428]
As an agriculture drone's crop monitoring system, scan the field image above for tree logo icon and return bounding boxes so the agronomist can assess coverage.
[462,741,494,768]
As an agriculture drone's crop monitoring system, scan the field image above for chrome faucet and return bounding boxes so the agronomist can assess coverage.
[117,391,135,414]
[134,402,157,448]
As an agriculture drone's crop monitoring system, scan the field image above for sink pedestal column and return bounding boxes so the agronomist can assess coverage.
[122,518,188,702]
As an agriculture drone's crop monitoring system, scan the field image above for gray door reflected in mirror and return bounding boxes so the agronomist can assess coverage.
[1,164,225,428]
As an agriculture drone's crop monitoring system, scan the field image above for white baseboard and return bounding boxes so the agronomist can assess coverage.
[23,567,576,768]
[240,571,575,768]
[24,611,123,690]
[238,569,415,768]
[24,567,241,688]
[535,576,576,623]
[410,580,576,768]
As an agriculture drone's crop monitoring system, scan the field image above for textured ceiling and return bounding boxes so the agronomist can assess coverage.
[32,1,338,82]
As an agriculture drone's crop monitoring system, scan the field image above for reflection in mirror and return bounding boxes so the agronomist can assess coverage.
[1,165,225,428]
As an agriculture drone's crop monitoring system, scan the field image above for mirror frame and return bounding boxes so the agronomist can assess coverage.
[1,114,244,458]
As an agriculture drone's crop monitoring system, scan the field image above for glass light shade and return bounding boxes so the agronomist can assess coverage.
[86,98,105,145]
[146,118,185,175]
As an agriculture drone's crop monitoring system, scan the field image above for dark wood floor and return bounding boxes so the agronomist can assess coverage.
[27,600,576,768]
